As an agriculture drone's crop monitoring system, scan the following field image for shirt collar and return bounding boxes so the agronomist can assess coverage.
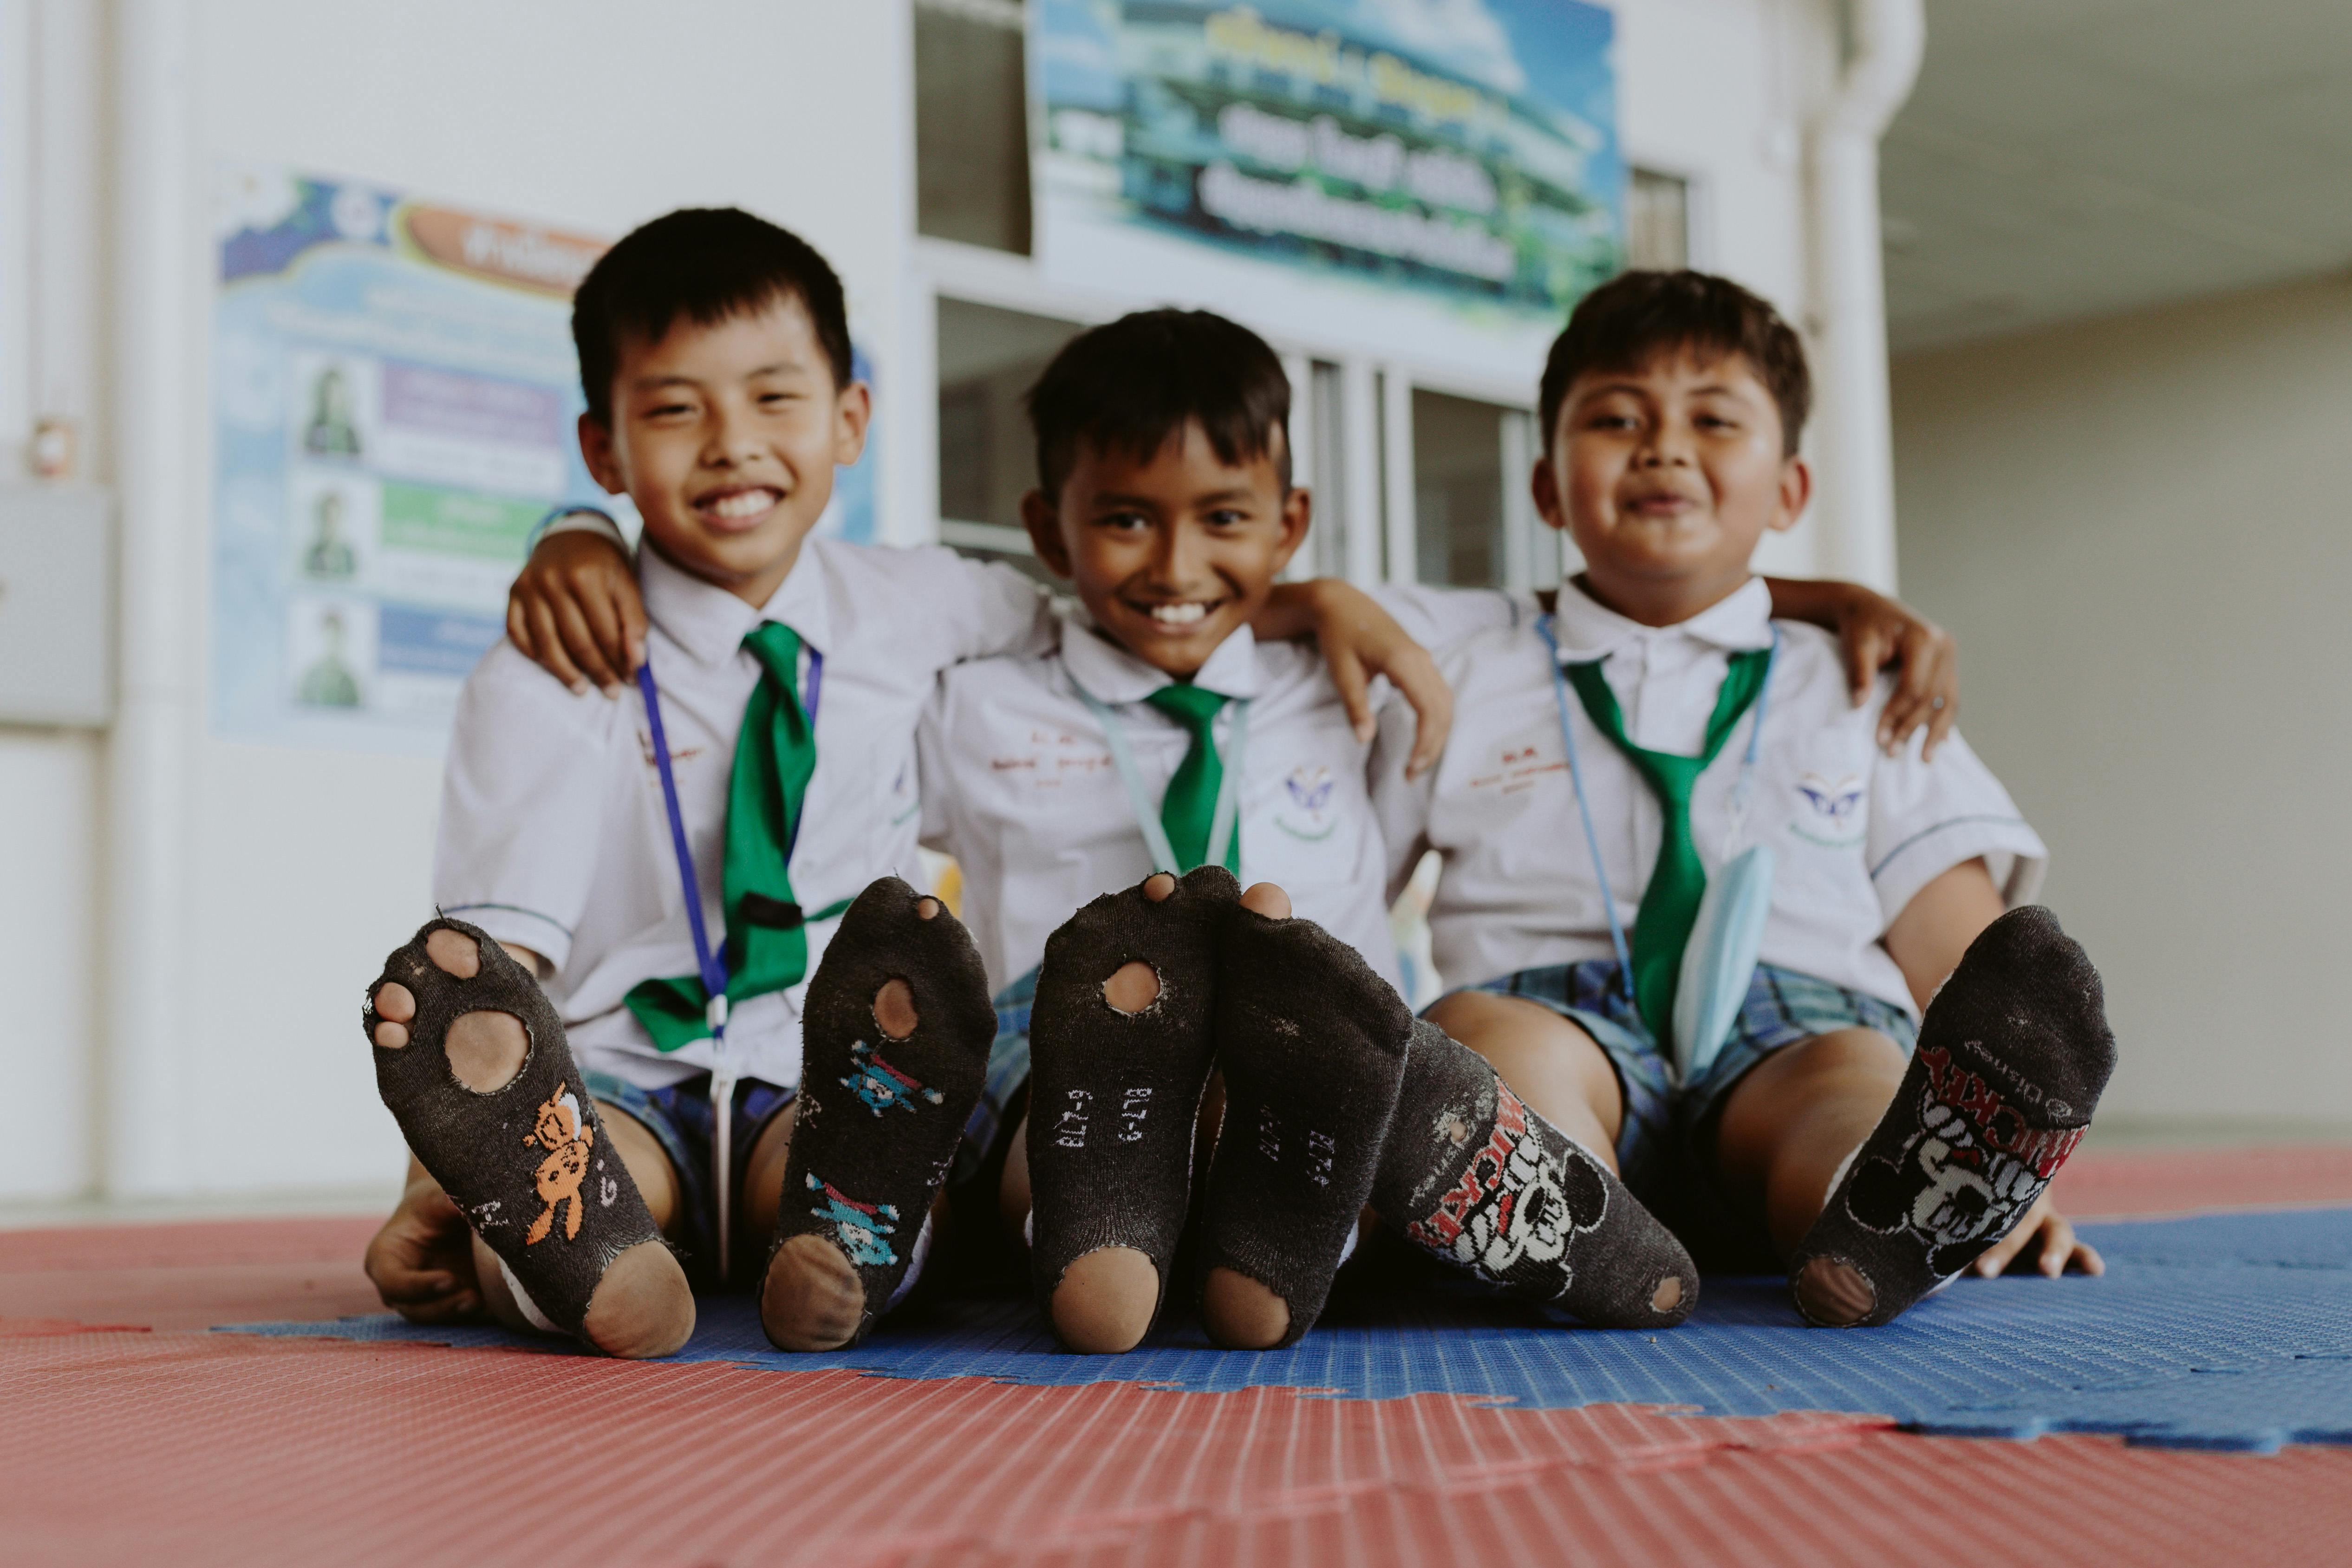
[640,540,833,668]
[1548,575,1774,663]
[1058,609,1264,705]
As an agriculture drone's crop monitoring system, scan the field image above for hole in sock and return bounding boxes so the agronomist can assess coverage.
[1651,1275,1683,1313]
[1794,1256,1876,1327]
[914,897,940,921]
[1141,872,1176,902]
[1102,961,1160,1015]
[423,927,484,979]
[873,978,919,1041]
[445,1010,529,1093]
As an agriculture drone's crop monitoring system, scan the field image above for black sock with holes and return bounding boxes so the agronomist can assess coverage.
[1373,1020,1697,1328]
[1790,905,2117,1327]
[1197,905,1412,1347]
[365,916,663,1343]
[1026,867,1238,1334]
[768,877,996,1347]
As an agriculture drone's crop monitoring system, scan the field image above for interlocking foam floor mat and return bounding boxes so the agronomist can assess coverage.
[230,1208,2352,1453]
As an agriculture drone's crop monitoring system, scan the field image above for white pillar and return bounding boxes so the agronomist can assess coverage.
[102,0,199,1196]
[1805,0,1923,592]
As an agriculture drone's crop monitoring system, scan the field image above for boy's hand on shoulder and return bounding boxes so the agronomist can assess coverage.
[364,1169,488,1324]
[1766,578,1959,759]
[1839,586,1959,760]
[1261,580,1453,778]
[1970,1191,2104,1280]
[507,528,645,697]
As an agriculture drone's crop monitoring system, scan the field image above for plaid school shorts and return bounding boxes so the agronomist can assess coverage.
[1453,960,1918,1253]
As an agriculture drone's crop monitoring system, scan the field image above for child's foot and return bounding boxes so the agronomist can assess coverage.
[1027,866,1238,1353]
[1373,1020,1697,1327]
[1790,905,2117,1327]
[763,877,995,1350]
[1197,883,1412,1349]
[365,917,688,1356]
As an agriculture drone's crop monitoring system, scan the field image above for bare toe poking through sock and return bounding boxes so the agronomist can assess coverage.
[371,982,414,1049]
[1238,882,1292,919]
[1050,1246,1161,1354]
[1142,872,1176,901]
[423,926,484,978]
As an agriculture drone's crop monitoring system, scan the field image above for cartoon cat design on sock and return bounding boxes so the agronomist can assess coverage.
[523,1090,596,1245]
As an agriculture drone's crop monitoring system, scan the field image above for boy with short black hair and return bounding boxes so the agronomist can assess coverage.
[359,209,1453,1357]
[1375,270,2116,1327]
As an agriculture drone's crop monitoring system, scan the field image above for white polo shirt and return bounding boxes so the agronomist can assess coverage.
[1373,576,2047,1017]
[919,613,1406,995]
[434,540,1052,1091]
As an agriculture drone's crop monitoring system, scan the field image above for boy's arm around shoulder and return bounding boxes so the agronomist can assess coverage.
[433,642,630,974]
[1254,578,1453,780]
[1763,576,1959,757]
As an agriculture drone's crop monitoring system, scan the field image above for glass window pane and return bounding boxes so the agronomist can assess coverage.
[1626,169,1690,272]
[936,297,1084,581]
[1412,389,1511,589]
[915,1,1033,254]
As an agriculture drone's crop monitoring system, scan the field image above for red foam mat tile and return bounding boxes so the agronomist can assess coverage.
[2050,1145,2352,1219]
[3,1328,2345,1568]
[0,1216,384,1332]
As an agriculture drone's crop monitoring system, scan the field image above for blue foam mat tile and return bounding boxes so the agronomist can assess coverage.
[225,1210,2352,1451]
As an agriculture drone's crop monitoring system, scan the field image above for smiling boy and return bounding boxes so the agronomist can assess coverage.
[1375,271,2118,1326]
[360,212,1483,1357]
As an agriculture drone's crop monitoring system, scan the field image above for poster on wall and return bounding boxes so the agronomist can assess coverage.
[1031,0,1622,377]
[212,167,879,753]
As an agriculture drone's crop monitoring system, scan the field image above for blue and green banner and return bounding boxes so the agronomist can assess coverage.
[1032,0,1622,370]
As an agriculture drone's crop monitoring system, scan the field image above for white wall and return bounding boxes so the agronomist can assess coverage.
[1892,273,2352,1126]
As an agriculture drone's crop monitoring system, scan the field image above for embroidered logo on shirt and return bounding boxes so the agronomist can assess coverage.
[1274,765,1338,841]
[1787,771,1867,848]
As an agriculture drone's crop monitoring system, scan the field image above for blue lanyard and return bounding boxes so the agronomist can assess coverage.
[1534,614,1776,1011]
[1071,683,1251,875]
[634,641,824,1041]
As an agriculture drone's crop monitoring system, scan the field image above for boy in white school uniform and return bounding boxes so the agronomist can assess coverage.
[1375,271,2119,1328]
[358,211,1453,1359]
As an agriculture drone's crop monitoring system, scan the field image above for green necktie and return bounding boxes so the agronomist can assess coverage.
[1564,647,1772,1042]
[1143,683,1241,873]
[627,621,844,1050]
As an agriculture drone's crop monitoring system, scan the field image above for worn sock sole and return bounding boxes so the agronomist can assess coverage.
[365,916,664,1342]
[1026,866,1239,1340]
[768,877,997,1348]
[1378,1021,1697,1328]
[1790,905,2117,1327]
[1198,905,1412,1348]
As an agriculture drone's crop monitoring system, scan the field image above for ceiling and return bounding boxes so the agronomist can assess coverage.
[1880,0,2352,353]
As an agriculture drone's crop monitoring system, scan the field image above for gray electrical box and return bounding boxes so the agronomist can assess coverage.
[0,486,115,727]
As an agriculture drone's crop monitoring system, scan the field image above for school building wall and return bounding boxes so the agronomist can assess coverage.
[1892,272,2352,1132]
[0,0,1873,1203]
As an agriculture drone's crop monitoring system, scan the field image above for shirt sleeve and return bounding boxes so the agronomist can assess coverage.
[897,545,1058,668]
[1370,582,1531,653]
[915,676,956,857]
[1866,720,2049,926]
[432,644,623,973]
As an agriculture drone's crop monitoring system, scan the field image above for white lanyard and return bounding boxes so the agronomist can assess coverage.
[1534,616,1778,1008]
[1073,681,1251,875]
